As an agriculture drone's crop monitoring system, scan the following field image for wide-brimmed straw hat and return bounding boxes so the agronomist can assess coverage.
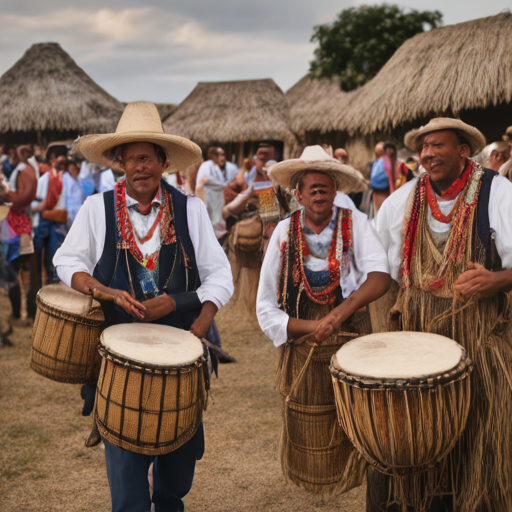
[268,145,365,193]
[404,118,486,156]
[73,102,202,173]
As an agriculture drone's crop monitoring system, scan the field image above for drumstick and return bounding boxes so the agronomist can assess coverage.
[91,288,116,303]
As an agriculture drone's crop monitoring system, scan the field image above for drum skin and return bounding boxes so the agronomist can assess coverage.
[330,340,472,476]
[31,285,104,384]
[95,343,208,456]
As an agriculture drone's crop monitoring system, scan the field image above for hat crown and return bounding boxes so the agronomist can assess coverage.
[300,145,337,163]
[115,102,164,135]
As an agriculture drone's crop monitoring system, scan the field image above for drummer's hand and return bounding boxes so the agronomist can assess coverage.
[140,295,176,323]
[455,262,500,298]
[314,309,344,343]
[92,288,146,320]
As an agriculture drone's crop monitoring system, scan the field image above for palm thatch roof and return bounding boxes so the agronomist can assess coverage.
[0,42,124,134]
[286,74,350,133]
[163,79,294,145]
[339,12,512,135]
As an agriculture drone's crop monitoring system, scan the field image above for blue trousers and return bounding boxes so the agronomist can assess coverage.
[103,424,204,512]
[33,218,66,285]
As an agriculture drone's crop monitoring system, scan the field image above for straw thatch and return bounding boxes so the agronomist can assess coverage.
[163,79,294,145]
[0,42,124,135]
[286,75,351,133]
[338,12,512,136]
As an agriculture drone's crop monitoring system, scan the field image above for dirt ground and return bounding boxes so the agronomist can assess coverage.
[0,288,366,512]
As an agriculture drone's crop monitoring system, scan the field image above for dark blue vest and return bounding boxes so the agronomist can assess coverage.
[92,181,201,329]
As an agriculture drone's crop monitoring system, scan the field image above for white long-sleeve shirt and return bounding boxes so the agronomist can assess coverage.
[256,205,389,347]
[376,175,512,280]
[54,188,233,309]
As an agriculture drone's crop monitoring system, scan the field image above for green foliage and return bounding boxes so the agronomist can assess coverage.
[310,4,442,91]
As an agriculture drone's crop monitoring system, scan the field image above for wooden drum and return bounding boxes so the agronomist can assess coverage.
[330,332,472,476]
[31,283,104,383]
[95,324,209,456]
[232,216,262,268]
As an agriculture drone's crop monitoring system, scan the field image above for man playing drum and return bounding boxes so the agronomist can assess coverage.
[256,146,391,493]
[53,101,233,512]
[375,118,512,511]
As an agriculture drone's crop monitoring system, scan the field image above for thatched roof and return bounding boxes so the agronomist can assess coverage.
[0,42,124,134]
[286,75,350,133]
[163,79,294,145]
[339,12,512,135]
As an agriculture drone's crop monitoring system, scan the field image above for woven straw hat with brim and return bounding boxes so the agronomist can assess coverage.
[404,118,486,156]
[73,102,202,173]
[268,145,365,193]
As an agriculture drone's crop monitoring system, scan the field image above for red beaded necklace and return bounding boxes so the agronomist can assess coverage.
[425,161,473,224]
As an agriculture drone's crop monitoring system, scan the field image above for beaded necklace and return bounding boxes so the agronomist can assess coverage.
[287,208,352,306]
[115,180,176,270]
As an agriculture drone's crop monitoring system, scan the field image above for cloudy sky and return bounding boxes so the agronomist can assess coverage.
[0,0,510,104]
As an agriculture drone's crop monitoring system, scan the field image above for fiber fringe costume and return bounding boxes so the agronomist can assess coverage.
[275,208,368,494]
[372,161,512,512]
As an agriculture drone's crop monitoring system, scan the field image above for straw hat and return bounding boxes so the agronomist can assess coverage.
[404,118,486,156]
[73,102,202,173]
[268,145,365,193]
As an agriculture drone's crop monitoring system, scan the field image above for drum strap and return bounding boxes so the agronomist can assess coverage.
[476,168,499,270]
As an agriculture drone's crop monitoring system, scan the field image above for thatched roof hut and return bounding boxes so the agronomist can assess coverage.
[286,74,349,134]
[164,79,295,163]
[0,42,124,144]
[339,12,512,142]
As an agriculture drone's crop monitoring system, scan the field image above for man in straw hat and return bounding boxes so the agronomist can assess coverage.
[373,118,512,511]
[256,145,391,494]
[53,102,233,512]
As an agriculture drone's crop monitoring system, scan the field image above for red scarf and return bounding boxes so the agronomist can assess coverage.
[42,169,63,211]
[384,156,408,193]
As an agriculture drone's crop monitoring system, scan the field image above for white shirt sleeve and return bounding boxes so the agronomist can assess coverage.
[54,194,106,286]
[196,161,212,184]
[489,175,512,269]
[186,195,233,308]
[349,209,390,293]
[256,219,290,347]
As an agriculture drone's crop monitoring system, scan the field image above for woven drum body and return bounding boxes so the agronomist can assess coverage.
[330,331,472,476]
[233,216,262,268]
[278,333,367,494]
[31,283,104,384]
[95,324,208,456]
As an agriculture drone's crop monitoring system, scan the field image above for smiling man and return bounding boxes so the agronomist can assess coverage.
[374,118,512,511]
[256,145,390,493]
[53,102,233,512]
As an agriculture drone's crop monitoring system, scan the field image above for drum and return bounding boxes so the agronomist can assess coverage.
[95,323,209,456]
[330,331,472,476]
[232,216,262,268]
[31,283,104,383]
[277,332,367,494]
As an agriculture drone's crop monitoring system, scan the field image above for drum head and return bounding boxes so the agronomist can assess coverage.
[101,324,203,366]
[336,331,463,379]
[38,283,101,315]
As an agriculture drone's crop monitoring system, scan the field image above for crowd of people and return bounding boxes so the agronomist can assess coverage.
[2,100,512,512]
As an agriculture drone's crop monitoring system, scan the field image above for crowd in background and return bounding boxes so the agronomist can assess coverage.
[0,133,511,347]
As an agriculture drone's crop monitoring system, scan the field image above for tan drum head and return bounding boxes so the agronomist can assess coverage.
[38,283,101,315]
[101,324,203,366]
[336,331,463,379]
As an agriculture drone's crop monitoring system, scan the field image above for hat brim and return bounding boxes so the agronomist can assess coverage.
[404,119,486,156]
[268,160,365,193]
[73,132,202,173]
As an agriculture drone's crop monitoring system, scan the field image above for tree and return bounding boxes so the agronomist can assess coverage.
[310,4,442,91]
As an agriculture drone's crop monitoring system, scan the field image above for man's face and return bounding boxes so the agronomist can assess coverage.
[334,149,349,164]
[119,142,167,199]
[420,130,469,190]
[67,163,79,179]
[385,146,395,159]
[374,142,385,159]
[490,149,509,167]
[255,148,271,172]
[216,148,226,167]
[55,156,68,171]
[294,172,336,219]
